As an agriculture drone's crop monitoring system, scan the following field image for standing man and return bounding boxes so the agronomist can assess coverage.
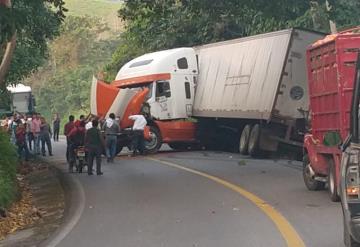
[64,115,75,162]
[31,113,42,155]
[8,114,18,145]
[26,115,33,151]
[53,113,60,142]
[103,113,120,163]
[85,119,105,175]
[129,114,147,156]
[79,115,85,124]
[16,120,29,161]
[40,117,52,156]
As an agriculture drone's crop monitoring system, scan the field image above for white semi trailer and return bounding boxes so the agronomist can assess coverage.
[6,84,35,114]
[91,28,325,156]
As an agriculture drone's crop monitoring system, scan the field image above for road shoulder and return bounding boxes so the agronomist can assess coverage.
[0,163,65,247]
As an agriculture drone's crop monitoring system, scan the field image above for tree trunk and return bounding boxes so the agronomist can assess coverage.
[0,0,16,87]
[326,0,337,34]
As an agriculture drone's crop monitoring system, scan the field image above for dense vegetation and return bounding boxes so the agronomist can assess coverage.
[104,0,360,80]
[0,0,66,87]
[26,15,121,126]
[0,129,18,208]
[0,0,65,210]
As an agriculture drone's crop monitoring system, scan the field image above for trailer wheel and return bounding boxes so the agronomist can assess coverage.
[145,126,162,154]
[328,159,340,202]
[303,154,325,191]
[248,124,260,157]
[239,124,251,155]
[344,211,360,246]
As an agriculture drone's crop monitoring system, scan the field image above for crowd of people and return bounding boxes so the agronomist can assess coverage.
[0,113,61,161]
[1,111,148,176]
[64,112,148,176]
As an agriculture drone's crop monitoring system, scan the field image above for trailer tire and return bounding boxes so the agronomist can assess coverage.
[303,154,325,191]
[239,124,251,155]
[145,125,162,154]
[248,124,260,157]
[328,159,340,202]
[344,211,360,247]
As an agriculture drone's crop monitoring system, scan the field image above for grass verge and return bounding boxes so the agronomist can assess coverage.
[0,129,18,209]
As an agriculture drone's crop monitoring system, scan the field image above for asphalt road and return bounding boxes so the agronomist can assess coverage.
[46,137,344,247]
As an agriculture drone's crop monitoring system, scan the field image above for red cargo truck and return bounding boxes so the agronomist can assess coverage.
[303,28,360,202]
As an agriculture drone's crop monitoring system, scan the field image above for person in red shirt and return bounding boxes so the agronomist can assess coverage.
[68,120,86,172]
[16,120,29,161]
[64,115,75,162]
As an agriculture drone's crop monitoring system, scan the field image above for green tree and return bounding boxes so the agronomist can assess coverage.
[26,16,121,123]
[105,0,360,78]
[0,0,66,87]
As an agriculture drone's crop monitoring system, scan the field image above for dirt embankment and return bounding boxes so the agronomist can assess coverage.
[0,161,65,246]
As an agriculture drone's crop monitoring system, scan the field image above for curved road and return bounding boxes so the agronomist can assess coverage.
[46,138,343,247]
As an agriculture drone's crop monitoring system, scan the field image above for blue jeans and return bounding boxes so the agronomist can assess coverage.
[106,135,117,159]
[17,142,29,161]
[34,134,41,154]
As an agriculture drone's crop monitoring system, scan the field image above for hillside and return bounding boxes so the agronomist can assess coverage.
[64,0,123,31]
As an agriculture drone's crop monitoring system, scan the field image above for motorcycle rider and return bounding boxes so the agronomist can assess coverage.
[68,120,86,172]
[64,115,75,162]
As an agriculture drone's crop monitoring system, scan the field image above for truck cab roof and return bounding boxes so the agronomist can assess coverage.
[113,48,196,88]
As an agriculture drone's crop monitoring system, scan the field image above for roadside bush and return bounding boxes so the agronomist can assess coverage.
[0,129,18,209]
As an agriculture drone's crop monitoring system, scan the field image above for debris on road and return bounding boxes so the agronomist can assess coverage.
[238,160,247,166]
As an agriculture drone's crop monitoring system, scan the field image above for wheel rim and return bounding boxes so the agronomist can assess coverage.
[329,168,335,194]
[240,127,249,150]
[145,131,158,150]
[304,163,315,183]
[249,130,256,150]
[240,135,246,148]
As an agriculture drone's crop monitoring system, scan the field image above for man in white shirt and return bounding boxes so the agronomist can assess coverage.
[128,114,147,155]
[85,120,93,130]
[26,117,33,151]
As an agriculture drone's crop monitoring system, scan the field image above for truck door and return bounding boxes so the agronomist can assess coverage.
[151,80,173,120]
[340,53,360,247]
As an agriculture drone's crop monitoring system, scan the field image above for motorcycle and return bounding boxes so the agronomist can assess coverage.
[68,145,87,173]
[75,146,87,173]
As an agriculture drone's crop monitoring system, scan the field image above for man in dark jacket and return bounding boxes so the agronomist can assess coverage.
[53,114,60,142]
[85,119,105,175]
[40,117,52,156]
[64,115,75,162]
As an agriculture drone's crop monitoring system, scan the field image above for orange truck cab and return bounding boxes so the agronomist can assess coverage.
[303,28,360,202]
[90,49,198,153]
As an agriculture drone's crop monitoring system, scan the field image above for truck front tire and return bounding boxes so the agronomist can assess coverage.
[303,154,325,191]
[145,126,162,154]
[239,124,251,155]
